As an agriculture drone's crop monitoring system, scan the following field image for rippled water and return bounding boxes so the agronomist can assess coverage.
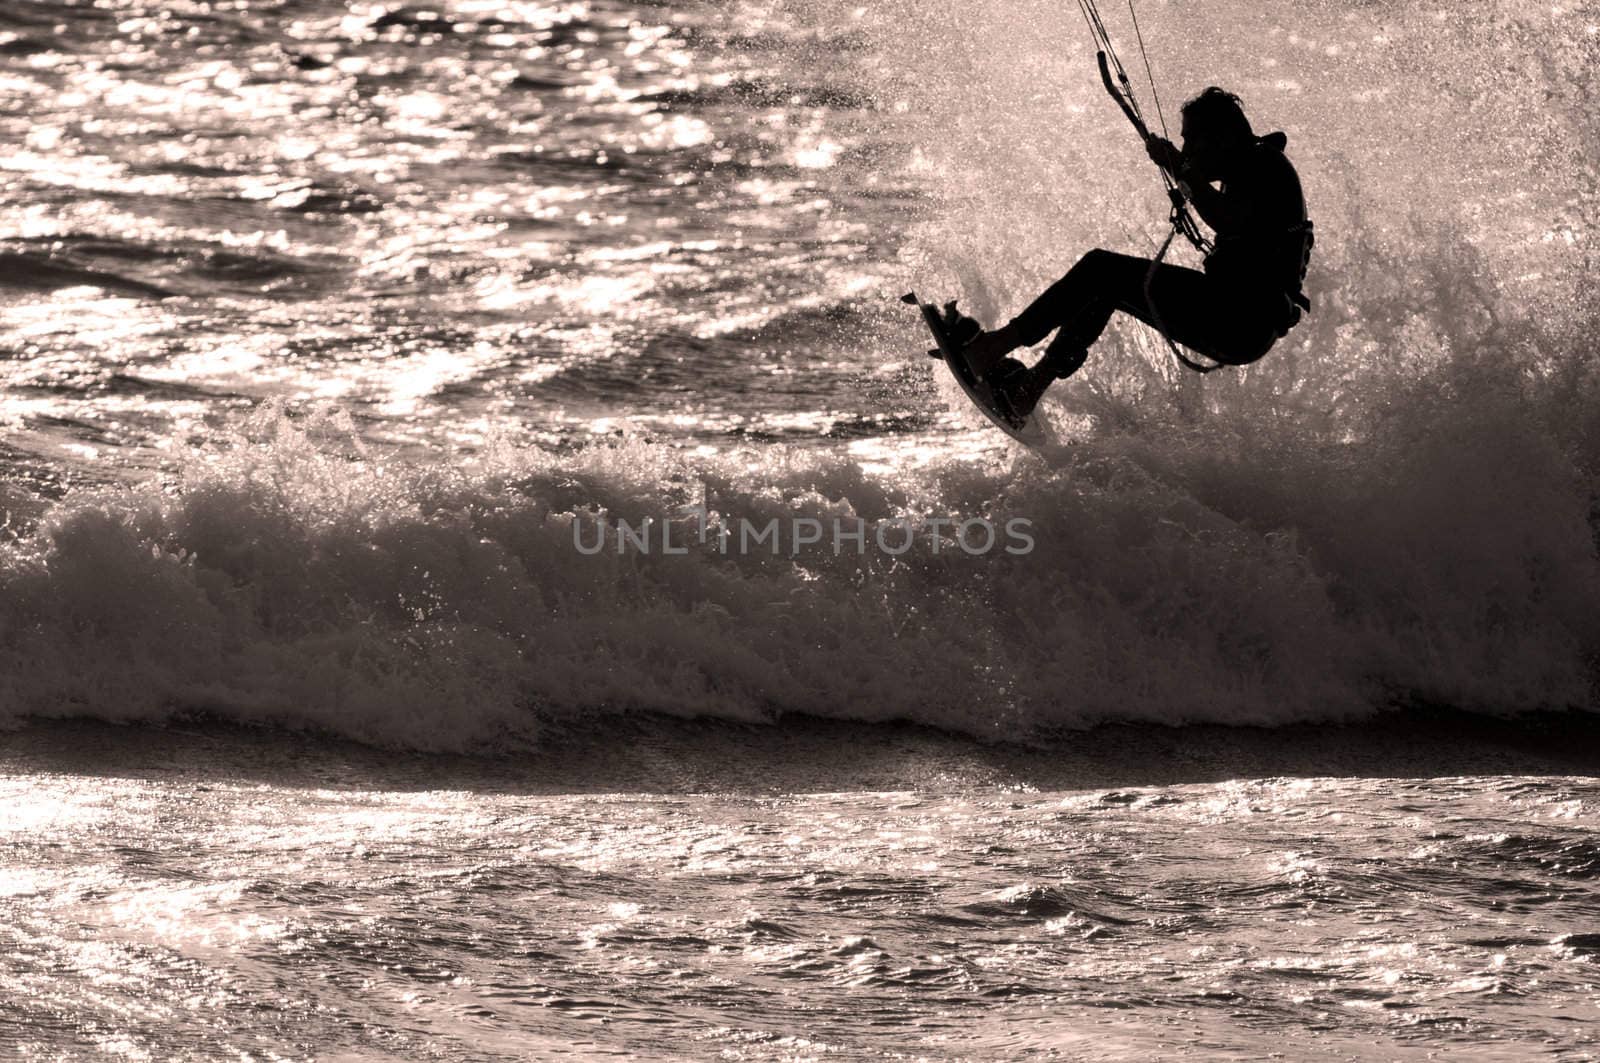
[0,0,927,473]
[5,723,1600,1060]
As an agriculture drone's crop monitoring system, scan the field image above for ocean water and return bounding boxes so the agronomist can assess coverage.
[2,0,1599,1057]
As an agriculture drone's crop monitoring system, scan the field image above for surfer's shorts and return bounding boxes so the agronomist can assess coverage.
[1009,248,1289,378]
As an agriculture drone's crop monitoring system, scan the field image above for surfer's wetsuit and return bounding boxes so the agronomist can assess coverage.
[1009,132,1312,380]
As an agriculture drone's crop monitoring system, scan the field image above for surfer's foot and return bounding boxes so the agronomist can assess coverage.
[988,357,1051,422]
[939,301,983,348]
[961,323,1022,376]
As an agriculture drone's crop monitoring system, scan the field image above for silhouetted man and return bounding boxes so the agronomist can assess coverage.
[962,87,1312,419]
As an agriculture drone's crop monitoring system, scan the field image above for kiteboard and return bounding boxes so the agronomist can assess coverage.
[903,292,1047,448]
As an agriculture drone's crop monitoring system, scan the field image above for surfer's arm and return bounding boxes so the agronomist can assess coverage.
[1148,136,1254,233]
[1177,168,1250,233]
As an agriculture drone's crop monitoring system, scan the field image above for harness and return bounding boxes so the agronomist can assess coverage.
[1077,0,1313,374]
[1258,216,1316,320]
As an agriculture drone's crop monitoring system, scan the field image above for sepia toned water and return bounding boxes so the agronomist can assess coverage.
[5,721,1600,1060]
[2,0,1599,1057]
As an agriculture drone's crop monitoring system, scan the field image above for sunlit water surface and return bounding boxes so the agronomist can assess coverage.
[5,735,1600,1060]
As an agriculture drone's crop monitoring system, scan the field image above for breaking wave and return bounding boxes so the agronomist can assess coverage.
[3,300,1597,752]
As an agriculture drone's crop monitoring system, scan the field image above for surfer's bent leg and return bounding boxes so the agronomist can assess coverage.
[1116,262,1249,358]
[1006,249,1142,377]
[1007,250,1226,379]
